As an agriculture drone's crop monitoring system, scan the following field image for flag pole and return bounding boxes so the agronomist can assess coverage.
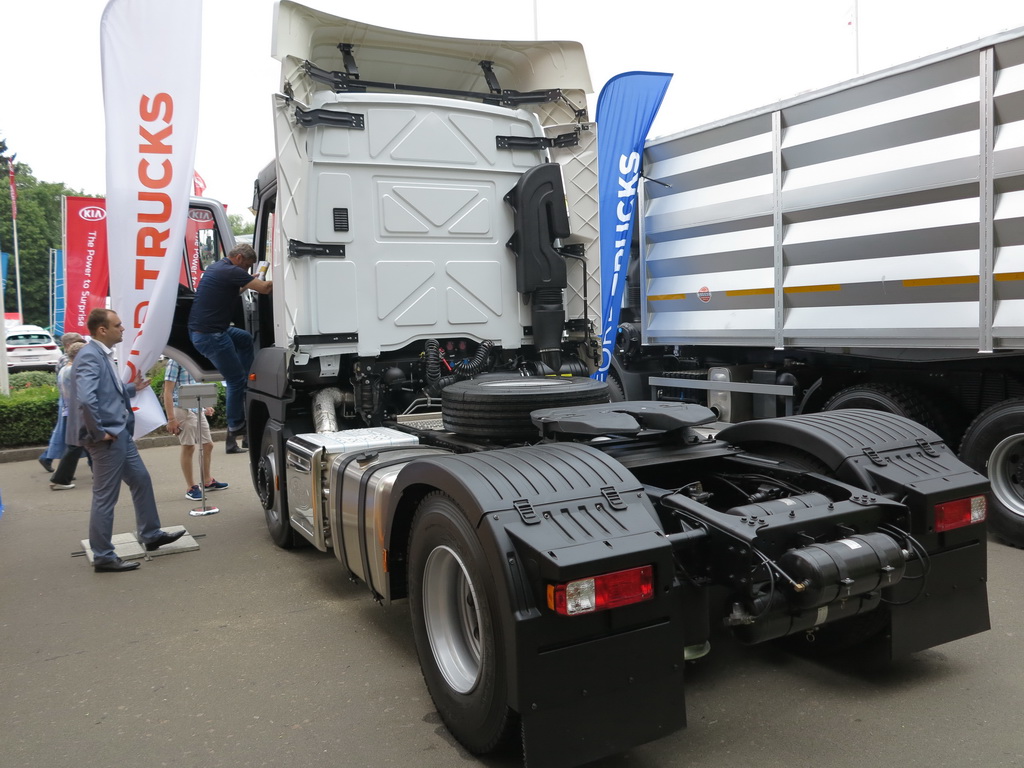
[0,244,8,395]
[7,156,22,322]
[11,218,22,321]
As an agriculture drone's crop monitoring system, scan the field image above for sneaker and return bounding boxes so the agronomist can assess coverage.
[50,481,75,490]
[185,485,203,501]
[204,479,229,491]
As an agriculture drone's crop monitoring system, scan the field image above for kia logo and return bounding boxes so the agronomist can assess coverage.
[79,207,106,221]
[189,209,213,221]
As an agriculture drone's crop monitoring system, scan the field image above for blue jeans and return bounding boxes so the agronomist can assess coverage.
[190,327,254,433]
[41,404,67,461]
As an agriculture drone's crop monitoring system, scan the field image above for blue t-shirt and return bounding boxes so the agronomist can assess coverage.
[188,258,254,333]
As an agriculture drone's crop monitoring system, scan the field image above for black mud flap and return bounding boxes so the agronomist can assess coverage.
[519,621,687,768]
[888,540,990,658]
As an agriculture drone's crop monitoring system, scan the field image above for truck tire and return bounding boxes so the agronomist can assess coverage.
[257,424,298,549]
[959,400,1024,548]
[408,492,517,755]
[442,376,609,440]
[607,372,626,402]
[822,383,953,445]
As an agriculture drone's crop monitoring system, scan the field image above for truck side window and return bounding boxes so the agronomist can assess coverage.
[182,205,227,291]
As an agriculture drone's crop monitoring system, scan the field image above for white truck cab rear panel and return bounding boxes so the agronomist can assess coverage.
[274,92,550,356]
[270,0,601,362]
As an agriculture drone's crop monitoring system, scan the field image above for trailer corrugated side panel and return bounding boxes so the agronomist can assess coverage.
[641,28,1024,351]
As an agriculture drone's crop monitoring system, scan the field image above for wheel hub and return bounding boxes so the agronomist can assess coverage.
[256,452,276,511]
[422,545,482,694]
[988,435,1024,518]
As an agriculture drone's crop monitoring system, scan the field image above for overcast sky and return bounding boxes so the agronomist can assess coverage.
[2,0,1022,219]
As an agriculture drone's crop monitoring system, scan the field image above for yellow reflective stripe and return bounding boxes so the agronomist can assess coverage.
[902,275,979,287]
[725,287,773,297]
[783,284,840,294]
[647,274,1024,302]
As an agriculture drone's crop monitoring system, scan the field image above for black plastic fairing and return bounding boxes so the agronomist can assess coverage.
[504,163,570,294]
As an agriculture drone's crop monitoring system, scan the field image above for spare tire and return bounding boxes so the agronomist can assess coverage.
[442,376,610,441]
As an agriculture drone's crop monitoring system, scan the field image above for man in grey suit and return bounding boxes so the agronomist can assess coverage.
[68,308,185,572]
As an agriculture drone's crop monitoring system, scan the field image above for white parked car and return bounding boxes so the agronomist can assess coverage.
[6,325,61,372]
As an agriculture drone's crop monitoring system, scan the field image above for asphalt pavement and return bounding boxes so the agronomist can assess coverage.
[1,438,1022,768]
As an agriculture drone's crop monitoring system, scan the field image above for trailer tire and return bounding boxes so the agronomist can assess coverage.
[408,492,517,755]
[959,400,1024,548]
[258,424,297,549]
[442,376,609,440]
[822,383,953,444]
[607,372,626,402]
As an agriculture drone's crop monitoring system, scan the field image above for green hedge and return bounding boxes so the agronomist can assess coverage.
[0,383,60,446]
[0,364,227,448]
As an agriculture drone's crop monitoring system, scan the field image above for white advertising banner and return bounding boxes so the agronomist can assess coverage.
[100,0,202,436]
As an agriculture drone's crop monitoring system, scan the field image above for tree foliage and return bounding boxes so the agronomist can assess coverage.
[227,212,255,236]
[0,145,97,328]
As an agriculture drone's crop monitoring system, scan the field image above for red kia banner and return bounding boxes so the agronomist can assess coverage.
[62,196,110,336]
[180,206,215,289]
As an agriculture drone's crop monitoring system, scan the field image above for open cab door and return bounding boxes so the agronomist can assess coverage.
[165,197,239,378]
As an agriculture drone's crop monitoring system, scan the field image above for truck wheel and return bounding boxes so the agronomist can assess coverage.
[607,372,626,402]
[442,376,609,440]
[959,400,1024,548]
[822,383,953,445]
[408,492,516,755]
[257,425,297,549]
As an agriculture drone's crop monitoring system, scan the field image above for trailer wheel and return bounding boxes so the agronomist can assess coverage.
[408,492,517,755]
[822,383,953,445]
[258,424,297,549]
[607,372,626,402]
[959,400,1024,548]
[442,376,609,440]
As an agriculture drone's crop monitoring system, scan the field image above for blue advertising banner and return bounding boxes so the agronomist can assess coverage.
[53,249,65,336]
[1,251,7,292]
[592,71,672,381]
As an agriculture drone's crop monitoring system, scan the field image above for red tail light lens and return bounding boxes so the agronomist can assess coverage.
[43,344,58,350]
[934,495,987,532]
[547,565,654,616]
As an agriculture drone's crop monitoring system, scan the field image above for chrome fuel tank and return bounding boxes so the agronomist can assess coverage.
[331,444,451,599]
[285,428,422,551]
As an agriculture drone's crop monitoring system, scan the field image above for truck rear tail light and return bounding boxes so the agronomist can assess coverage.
[546,565,654,616]
[934,495,987,532]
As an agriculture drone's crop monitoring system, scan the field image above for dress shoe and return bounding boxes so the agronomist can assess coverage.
[225,445,247,454]
[144,529,187,551]
[39,457,54,473]
[94,557,141,573]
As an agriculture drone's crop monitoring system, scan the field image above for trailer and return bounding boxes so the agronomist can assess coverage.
[612,26,1024,547]
[164,3,991,765]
